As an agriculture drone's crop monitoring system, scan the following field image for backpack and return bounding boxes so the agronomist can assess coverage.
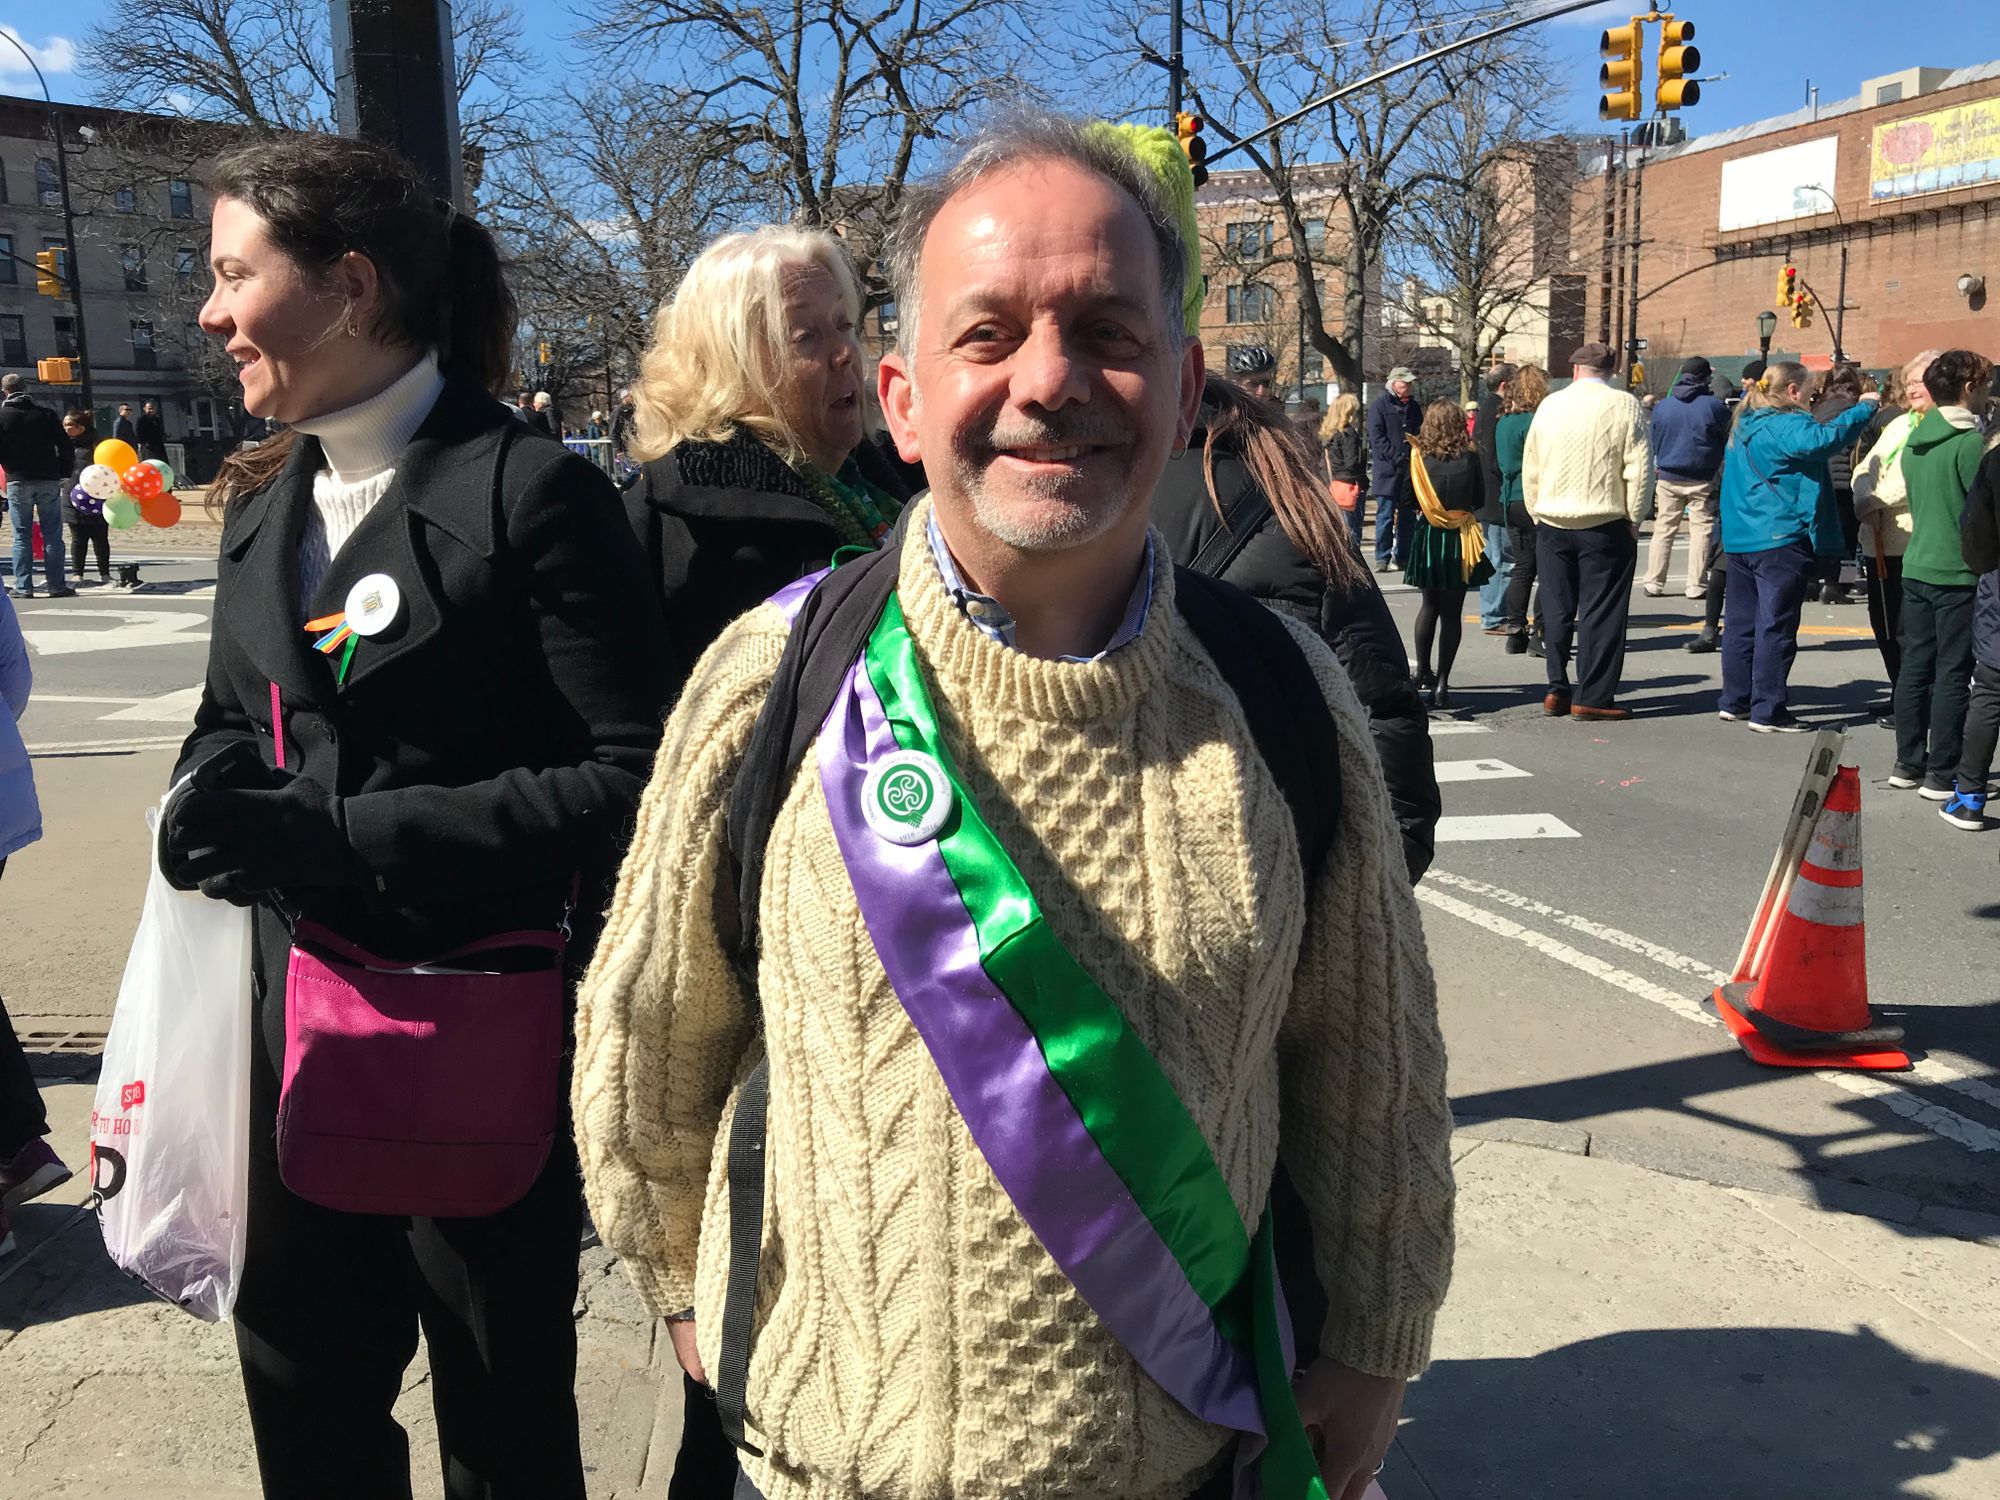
[710,531,1342,1451]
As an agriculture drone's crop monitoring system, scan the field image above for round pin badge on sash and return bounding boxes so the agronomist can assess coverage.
[862,751,954,846]
[344,573,402,638]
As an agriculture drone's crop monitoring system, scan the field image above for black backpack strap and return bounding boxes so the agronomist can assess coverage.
[1187,482,1274,583]
[1173,566,1341,881]
[713,533,902,1453]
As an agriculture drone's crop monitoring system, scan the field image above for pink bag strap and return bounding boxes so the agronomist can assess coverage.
[291,918,563,969]
[270,681,286,771]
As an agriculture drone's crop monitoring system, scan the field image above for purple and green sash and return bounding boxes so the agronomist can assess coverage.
[805,582,1329,1499]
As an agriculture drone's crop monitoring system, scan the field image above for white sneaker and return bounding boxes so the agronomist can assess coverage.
[1718,709,1746,723]
[1749,719,1809,734]
[1919,782,1954,802]
[1886,772,1921,789]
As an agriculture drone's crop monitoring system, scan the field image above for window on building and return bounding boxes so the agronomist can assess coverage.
[175,246,199,291]
[1226,283,1275,324]
[0,315,26,367]
[168,179,195,219]
[131,319,157,370]
[1302,348,1325,384]
[0,234,13,285]
[0,164,8,203]
[1225,221,1273,261]
[183,322,206,364]
[877,298,899,335]
[1302,218,1328,254]
[53,316,78,358]
[122,243,149,290]
[36,158,61,209]
[115,184,137,213]
[1876,81,1904,105]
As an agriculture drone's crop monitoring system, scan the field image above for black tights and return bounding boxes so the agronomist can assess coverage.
[1415,587,1467,683]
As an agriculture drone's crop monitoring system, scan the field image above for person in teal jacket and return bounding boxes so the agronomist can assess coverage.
[1716,361,1880,731]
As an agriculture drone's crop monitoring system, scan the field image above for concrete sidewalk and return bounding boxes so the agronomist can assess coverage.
[5,1076,1998,1499]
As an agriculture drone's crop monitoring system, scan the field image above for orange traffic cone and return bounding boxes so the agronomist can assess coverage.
[1713,766,1910,1070]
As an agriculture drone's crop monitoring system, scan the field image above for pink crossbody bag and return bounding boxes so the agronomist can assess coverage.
[269,683,568,1218]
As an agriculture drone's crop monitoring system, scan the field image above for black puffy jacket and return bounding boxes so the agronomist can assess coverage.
[1152,427,1441,881]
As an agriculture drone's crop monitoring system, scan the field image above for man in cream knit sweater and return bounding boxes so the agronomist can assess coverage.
[574,115,1454,1500]
[1523,343,1656,720]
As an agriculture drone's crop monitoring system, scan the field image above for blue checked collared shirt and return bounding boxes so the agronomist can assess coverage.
[925,510,1154,664]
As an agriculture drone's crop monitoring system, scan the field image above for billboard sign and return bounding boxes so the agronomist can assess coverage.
[1718,137,1840,231]
[1871,101,2000,200]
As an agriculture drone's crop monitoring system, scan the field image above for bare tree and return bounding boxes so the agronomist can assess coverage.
[78,0,532,162]
[577,0,1048,292]
[1385,90,1582,400]
[1105,0,1551,391]
[483,76,777,414]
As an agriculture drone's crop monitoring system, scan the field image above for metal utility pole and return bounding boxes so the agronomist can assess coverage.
[1168,0,1184,117]
[332,0,464,203]
[49,110,95,417]
[1625,135,1648,390]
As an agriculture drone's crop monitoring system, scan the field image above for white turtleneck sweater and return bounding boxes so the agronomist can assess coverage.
[294,353,446,611]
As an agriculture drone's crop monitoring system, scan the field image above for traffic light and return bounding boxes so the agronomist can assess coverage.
[1656,18,1701,111]
[1791,291,1815,330]
[34,249,62,298]
[1598,19,1644,122]
[36,358,76,385]
[1776,264,1797,308]
[1175,111,1209,188]
[536,340,552,367]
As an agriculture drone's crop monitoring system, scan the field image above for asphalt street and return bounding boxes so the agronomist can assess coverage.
[7,530,1999,1227]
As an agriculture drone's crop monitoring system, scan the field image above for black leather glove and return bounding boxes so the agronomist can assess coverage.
[163,779,366,898]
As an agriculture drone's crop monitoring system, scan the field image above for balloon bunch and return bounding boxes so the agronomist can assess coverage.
[74,439,182,530]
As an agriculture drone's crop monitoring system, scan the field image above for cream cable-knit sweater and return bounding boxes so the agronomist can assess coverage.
[573,504,1455,1500]
[1522,374,1657,529]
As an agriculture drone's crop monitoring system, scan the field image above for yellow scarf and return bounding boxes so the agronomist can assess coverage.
[1410,450,1488,583]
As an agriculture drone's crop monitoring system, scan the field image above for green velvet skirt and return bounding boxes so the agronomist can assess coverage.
[1403,517,1495,590]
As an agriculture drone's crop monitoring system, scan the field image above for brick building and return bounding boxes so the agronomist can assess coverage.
[1572,59,2000,384]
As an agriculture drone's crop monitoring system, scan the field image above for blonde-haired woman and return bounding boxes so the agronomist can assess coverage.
[623,226,914,652]
[1319,393,1368,546]
[1716,361,1879,732]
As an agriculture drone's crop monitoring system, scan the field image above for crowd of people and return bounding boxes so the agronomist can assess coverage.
[0,92,1995,1500]
[1,113,1453,1500]
[1350,340,2000,810]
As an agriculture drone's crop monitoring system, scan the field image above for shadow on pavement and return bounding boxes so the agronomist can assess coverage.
[1452,1006,2000,1229]
[0,1201,158,1330]
[1399,1325,2000,1499]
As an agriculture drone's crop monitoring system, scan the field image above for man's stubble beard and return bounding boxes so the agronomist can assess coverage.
[915,381,1142,554]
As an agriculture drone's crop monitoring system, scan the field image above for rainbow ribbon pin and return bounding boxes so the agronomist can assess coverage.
[306,610,359,684]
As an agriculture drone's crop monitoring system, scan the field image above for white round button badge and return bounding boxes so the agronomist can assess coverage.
[344,574,403,638]
[861,751,954,846]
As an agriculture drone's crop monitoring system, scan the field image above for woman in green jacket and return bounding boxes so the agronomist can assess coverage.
[1497,365,1547,654]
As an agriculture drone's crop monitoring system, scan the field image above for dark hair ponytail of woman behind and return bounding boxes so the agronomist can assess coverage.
[207,134,518,506]
[1201,375,1368,591]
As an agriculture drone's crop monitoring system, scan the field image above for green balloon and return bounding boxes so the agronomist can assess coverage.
[141,457,176,491]
[106,497,140,529]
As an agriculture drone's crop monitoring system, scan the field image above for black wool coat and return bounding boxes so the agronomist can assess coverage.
[1152,430,1442,881]
[626,429,919,661]
[175,376,677,1148]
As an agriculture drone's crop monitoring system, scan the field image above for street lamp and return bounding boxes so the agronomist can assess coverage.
[0,30,97,416]
[1757,309,1777,362]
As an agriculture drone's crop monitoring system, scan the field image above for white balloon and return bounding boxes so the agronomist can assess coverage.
[80,463,122,500]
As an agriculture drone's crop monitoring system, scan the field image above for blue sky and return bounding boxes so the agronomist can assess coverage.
[7,6,1997,146]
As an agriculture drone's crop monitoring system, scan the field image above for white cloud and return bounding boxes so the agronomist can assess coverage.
[1548,2,1627,27]
[0,27,80,94]
[166,91,197,115]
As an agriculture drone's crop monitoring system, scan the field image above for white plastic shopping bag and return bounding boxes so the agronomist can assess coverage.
[91,788,254,1321]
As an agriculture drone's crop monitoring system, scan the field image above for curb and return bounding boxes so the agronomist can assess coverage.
[1451,1113,2000,1248]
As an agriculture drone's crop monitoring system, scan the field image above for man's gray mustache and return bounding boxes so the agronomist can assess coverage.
[981,418,1132,449]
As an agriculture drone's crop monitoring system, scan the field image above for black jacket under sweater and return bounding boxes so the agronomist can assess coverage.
[625,430,918,664]
[174,375,677,1150]
[1153,429,1441,881]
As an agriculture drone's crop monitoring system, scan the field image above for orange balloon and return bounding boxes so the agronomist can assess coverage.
[139,492,182,528]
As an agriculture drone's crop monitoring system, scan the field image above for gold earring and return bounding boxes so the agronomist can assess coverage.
[346,319,360,338]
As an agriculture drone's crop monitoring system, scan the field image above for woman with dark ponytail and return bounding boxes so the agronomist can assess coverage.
[167,134,675,1498]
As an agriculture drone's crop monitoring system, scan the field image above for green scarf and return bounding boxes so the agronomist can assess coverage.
[802,460,904,548]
